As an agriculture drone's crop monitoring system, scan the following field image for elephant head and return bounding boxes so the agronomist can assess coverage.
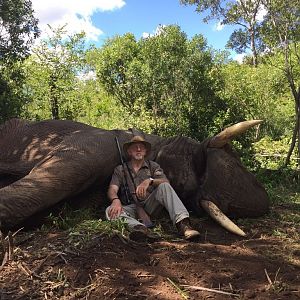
[153,120,269,236]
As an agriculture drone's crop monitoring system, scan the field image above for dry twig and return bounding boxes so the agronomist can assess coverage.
[0,252,8,269]
[17,261,43,279]
[34,254,52,274]
[0,230,15,268]
[7,231,14,261]
[264,268,273,285]
[113,230,139,247]
[17,262,32,276]
[12,227,24,237]
[167,278,189,299]
[182,284,239,297]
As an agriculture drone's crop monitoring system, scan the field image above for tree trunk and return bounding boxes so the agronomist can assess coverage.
[283,35,300,166]
[285,110,299,166]
[49,74,59,120]
[250,28,258,67]
[297,92,300,169]
[298,115,300,169]
[285,86,300,166]
[50,97,59,120]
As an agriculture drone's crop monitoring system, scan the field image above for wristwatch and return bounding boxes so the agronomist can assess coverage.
[149,177,154,186]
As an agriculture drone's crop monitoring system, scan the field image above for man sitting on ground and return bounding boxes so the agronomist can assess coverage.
[106,135,200,241]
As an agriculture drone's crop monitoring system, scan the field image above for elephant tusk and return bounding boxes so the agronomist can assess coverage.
[200,200,246,237]
[209,120,263,148]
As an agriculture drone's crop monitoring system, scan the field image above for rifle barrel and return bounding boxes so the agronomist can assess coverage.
[115,137,131,205]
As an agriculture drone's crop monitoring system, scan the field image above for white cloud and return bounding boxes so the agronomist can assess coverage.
[32,0,125,41]
[77,70,97,81]
[142,24,167,39]
[233,53,246,63]
[142,32,151,39]
[256,6,267,22]
[213,21,224,31]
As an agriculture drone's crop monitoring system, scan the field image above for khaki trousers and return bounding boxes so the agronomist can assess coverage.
[106,182,189,229]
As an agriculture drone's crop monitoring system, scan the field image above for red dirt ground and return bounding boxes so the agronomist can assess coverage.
[1,204,300,300]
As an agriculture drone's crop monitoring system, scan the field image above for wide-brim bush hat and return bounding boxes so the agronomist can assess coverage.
[123,136,151,156]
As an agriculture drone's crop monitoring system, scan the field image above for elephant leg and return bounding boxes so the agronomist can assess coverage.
[0,153,98,229]
[0,161,34,189]
[0,161,34,176]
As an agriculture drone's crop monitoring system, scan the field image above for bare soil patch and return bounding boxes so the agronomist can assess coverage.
[1,204,300,300]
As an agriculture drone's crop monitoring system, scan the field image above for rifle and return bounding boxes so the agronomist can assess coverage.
[115,137,131,205]
[115,137,154,228]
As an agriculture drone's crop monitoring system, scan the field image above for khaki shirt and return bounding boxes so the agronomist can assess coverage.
[110,160,168,204]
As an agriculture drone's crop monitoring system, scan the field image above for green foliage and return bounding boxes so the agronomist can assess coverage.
[256,0,300,164]
[181,0,300,165]
[220,61,293,140]
[0,0,39,123]
[255,165,299,206]
[74,79,130,129]
[68,219,127,248]
[226,28,266,55]
[42,204,128,249]
[253,137,298,169]
[43,205,98,230]
[0,0,39,63]
[42,202,127,232]
[72,218,127,236]
[23,26,131,128]
[23,26,87,120]
[92,25,228,140]
[260,0,300,49]
[180,0,264,65]
[0,61,26,123]
[90,33,140,110]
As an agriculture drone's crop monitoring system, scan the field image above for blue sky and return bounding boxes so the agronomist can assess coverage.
[93,0,233,50]
[32,0,238,57]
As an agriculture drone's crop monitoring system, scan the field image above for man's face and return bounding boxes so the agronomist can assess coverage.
[127,142,147,161]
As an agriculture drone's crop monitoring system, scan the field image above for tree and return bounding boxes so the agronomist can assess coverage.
[260,0,300,165]
[0,0,39,123]
[221,61,292,139]
[25,26,86,120]
[92,25,227,140]
[181,0,300,166]
[90,33,140,112]
[0,0,39,63]
[180,0,264,66]
[0,62,27,123]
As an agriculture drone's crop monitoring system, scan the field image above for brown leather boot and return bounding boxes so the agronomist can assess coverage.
[129,225,159,242]
[176,218,200,241]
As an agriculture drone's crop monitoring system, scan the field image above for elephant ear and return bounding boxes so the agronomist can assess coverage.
[200,145,269,218]
[155,137,201,203]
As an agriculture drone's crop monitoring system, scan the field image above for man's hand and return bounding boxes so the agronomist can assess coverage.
[108,198,123,219]
[136,179,151,200]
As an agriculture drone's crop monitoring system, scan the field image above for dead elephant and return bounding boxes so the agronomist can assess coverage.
[0,118,269,235]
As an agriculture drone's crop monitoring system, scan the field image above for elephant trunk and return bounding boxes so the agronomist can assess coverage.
[200,200,246,237]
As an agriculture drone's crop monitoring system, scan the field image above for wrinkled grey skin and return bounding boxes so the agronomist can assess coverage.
[0,119,269,229]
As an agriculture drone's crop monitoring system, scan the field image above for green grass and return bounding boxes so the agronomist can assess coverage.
[67,218,128,248]
[40,203,129,248]
[41,204,99,231]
